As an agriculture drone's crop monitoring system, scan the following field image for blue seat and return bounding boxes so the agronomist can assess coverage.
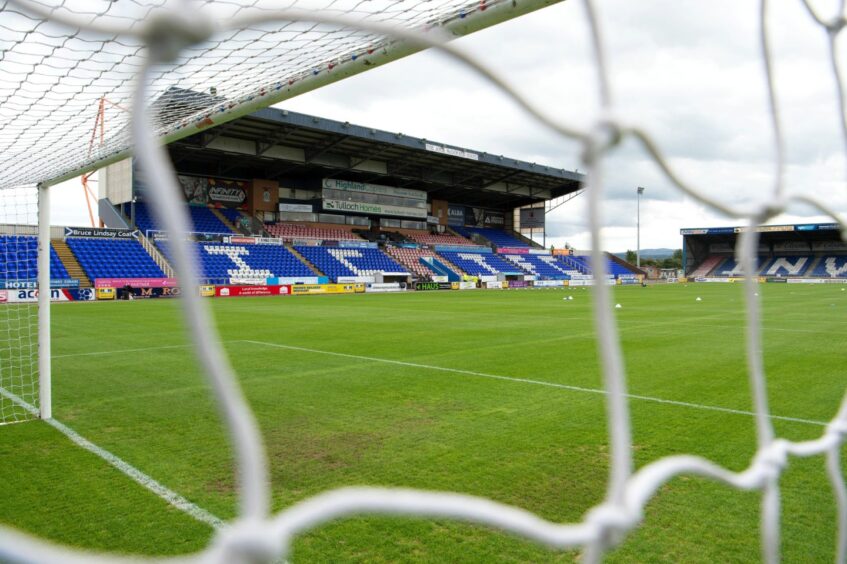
[66,237,165,280]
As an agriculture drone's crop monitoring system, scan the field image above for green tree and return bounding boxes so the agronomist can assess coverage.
[625,249,637,263]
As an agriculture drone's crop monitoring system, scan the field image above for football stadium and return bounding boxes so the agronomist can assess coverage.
[1,1,846,563]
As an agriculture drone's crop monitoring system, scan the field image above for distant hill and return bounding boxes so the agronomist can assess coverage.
[613,248,676,261]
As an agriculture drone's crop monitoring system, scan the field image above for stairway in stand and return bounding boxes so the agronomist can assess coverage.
[287,244,324,276]
[51,239,92,288]
[210,208,239,234]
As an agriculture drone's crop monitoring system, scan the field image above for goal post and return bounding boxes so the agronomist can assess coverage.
[37,184,51,420]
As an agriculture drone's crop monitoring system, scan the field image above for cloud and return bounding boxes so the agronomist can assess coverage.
[46,0,844,251]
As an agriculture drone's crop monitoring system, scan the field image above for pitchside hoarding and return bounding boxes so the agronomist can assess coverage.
[95,278,178,288]
[1,288,95,302]
[215,285,292,297]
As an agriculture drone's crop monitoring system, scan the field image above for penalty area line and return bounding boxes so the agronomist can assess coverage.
[241,340,827,427]
[0,386,224,530]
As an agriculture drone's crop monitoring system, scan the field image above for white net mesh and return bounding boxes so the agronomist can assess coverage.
[0,187,39,425]
[0,0,846,562]
[0,0,533,188]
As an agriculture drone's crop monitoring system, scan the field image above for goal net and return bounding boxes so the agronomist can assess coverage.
[1,0,846,563]
[0,187,40,424]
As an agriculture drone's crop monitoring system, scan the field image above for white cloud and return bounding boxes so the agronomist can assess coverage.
[52,0,845,251]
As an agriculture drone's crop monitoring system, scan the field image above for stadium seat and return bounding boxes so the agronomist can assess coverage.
[760,256,811,276]
[499,254,571,279]
[294,246,407,282]
[811,256,847,278]
[401,230,477,247]
[0,235,69,282]
[157,241,314,283]
[383,246,456,279]
[437,251,524,276]
[133,202,236,235]
[266,223,362,242]
[66,237,165,280]
[452,226,530,248]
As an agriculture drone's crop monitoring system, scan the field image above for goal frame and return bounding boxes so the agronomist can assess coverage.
[38,184,51,420]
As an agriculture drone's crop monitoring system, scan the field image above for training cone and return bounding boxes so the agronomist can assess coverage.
[615,303,622,309]
[568,296,573,301]
[696,297,702,301]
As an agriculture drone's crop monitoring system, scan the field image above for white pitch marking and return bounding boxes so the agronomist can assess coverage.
[52,344,192,359]
[0,386,224,529]
[242,340,826,427]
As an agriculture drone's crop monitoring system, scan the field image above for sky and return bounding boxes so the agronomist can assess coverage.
[50,0,846,252]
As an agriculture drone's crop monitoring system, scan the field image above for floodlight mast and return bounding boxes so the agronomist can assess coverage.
[637,186,645,268]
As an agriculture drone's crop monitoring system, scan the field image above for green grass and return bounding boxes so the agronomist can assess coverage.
[1,283,846,562]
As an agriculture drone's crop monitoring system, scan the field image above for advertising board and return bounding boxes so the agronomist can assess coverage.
[507,280,529,288]
[415,282,453,291]
[457,281,477,290]
[484,281,504,289]
[519,208,545,228]
[1,279,79,289]
[786,278,847,284]
[125,287,182,299]
[65,226,138,239]
[199,285,215,297]
[4,288,97,302]
[323,198,427,219]
[95,278,178,288]
[533,280,565,287]
[215,285,292,297]
[365,283,405,293]
[290,283,364,295]
[694,277,739,283]
[322,178,426,200]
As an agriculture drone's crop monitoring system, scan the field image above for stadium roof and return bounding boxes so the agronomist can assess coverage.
[168,106,583,209]
[681,223,841,236]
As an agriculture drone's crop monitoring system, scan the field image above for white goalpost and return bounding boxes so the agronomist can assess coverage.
[0,0,846,562]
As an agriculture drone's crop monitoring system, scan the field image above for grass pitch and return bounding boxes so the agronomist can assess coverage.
[1,283,846,562]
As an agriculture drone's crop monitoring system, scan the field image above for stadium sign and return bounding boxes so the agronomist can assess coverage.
[533,280,565,287]
[64,226,138,239]
[208,184,246,206]
[519,208,545,228]
[322,178,426,201]
[414,282,452,291]
[734,225,794,233]
[279,203,313,213]
[94,278,177,288]
[215,285,292,297]
[1,279,79,289]
[4,288,94,302]
[322,198,427,219]
[447,205,466,226]
[423,143,479,161]
[128,287,182,299]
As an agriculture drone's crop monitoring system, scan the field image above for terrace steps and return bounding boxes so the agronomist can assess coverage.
[210,208,239,234]
[287,244,324,276]
[51,239,92,288]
